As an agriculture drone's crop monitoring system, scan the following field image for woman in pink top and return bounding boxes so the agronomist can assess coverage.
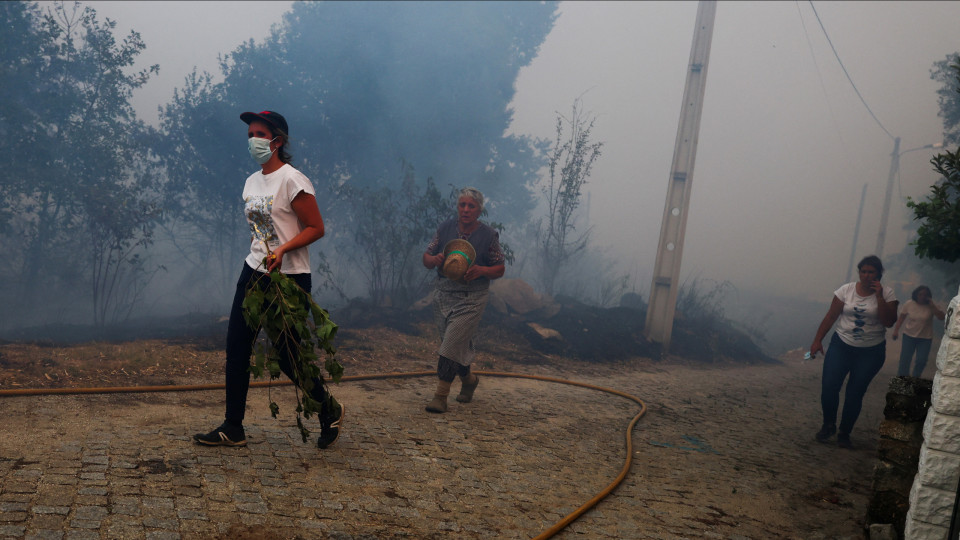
[892,285,945,378]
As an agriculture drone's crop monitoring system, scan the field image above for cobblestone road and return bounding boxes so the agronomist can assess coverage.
[1,357,888,539]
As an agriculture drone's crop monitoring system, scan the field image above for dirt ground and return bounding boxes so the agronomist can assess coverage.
[0,324,931,539]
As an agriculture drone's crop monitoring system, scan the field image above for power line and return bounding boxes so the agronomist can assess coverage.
[808,1,895,141]
[796,1,855,166]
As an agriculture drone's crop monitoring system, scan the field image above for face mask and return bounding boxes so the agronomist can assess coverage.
[248,136,277,165]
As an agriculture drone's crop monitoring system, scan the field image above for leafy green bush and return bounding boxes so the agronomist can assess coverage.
[909,58,960,265]
[242,268,344,442]
[908,145,960,263]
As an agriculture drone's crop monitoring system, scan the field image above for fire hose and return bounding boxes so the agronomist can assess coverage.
[0,370,646,539]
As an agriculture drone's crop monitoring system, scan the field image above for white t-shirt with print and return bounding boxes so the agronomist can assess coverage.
[834,282,897,347]
[242,163,315,275]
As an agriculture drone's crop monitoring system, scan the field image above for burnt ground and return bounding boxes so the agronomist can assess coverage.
[332,295,774,365]
[0,296,774,391]
[3,292,774,367]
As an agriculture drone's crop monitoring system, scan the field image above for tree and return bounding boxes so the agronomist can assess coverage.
[87,181,163,326]
[256,1,556,216]
[333,162,452,307]
[156,1,557,304]
[907,145,960,262]
[0,1,162,328]
[535,98,604,296]
[932,54,960,146]
[156,70,250,299]
[907,57,960,272]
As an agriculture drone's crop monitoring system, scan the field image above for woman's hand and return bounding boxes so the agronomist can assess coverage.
[423,252,444,269]
[874,283,899,327]
[463,265,484,281]
[463,263,505,282]
[810,295,844,359]
[266,250,284,272]
[262,193,324,274]
[892,312,907,338]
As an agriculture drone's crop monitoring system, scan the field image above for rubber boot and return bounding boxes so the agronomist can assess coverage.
[426,380,452,413]
[456,373,479,403]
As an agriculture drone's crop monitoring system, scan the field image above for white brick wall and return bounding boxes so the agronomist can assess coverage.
[905,286,960,539]
[923,409,960,455]
[915,446,960,491]
[931,371,960,417]
[937,338,960,377]
[947,293,960,339]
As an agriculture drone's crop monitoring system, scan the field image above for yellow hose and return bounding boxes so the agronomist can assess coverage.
[0,370,646,539]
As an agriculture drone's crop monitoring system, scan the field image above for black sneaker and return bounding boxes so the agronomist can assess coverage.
[194,422,246,447]
[317,400,344,449]
[837,433,853,449]
[815,424,836,443]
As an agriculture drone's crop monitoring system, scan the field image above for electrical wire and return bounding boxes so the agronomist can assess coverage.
[795,0,860,183]
[808,1,895,141]
[796,1,844,143]
[0,370,647,539]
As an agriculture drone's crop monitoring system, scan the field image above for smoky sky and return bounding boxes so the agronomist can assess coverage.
[77,0,960,348]
[510,1,959,305]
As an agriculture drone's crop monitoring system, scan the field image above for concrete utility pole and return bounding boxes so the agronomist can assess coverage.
[875,138,943,258]
[875,136,900,258]
[846,183,868,283]
[644,1,716,351]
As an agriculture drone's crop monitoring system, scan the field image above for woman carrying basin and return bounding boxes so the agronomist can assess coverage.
[422,187,505,413]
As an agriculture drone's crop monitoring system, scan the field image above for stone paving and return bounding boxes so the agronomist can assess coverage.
[0,358,891,539]
[0,375,640,540]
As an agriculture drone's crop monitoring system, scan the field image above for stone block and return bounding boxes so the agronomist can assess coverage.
[915,446,960,492]
[489,278,547,315]
[867,523,897,540]
[886,375,934,398]
[903,516,948,540]
[878,419,924,444]
[922,408,960,454]
[909,476,957,527]
[883,393,932,424]
[877,439,921,469]
[871,461,915,494]
[936,337,960,377]
[883,377,932,424]
[931,372,960,416]
[946,292,960,339]
[866,488,908,535]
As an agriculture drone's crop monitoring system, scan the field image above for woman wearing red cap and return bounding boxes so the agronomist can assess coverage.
[194,110,343,449]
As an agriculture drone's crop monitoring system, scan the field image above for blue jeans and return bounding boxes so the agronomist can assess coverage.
[820,333,886,435]
[897,334,933,378]
[224,263,327,426]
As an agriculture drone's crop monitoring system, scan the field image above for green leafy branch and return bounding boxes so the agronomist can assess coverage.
[907,60,960,265]
[241,259,344,443]
[907,147,960,263]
